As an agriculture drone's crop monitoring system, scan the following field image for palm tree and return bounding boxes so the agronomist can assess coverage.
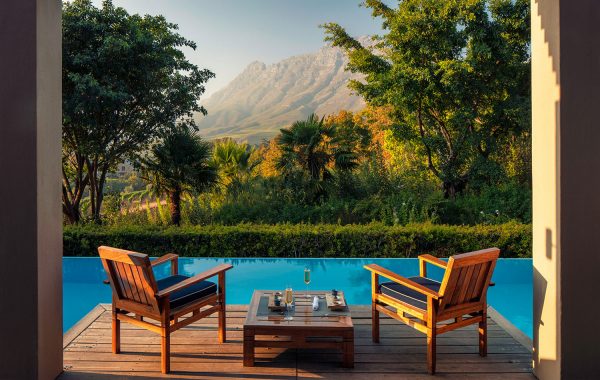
[139,129,217,225]
[212,139,259,192]
[276,113,358,181]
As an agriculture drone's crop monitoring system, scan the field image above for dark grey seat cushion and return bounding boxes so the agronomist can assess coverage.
[157,275,217,309]
[379,276,441,310]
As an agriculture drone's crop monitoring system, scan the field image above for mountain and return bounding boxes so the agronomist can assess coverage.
[195,43,366,144]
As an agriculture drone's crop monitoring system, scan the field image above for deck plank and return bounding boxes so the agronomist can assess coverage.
[61,305,533,379]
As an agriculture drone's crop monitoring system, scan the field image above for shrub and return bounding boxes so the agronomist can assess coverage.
[436,182,532,225]
[64,222,531,258]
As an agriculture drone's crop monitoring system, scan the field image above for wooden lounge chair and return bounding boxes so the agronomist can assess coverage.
[99,246,233,373]
[365,247,499,374]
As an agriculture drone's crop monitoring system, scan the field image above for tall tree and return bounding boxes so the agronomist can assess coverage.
[276,114,358,181]
[62,0,214,223]
[139,129,217,226]
[323,0,530,197]
[324,110,373,160]
[212,139,260,193]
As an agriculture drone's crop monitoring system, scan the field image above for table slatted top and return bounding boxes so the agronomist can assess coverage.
[244,290,353,329]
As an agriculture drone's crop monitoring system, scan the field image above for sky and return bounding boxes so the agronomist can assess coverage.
[82,0,388,98]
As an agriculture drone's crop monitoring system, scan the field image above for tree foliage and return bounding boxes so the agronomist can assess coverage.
[101,106,532,227]
[323,0,530,197]
[60,0,533,229]
[275,114,359,201]
[276,114,358,179]
[138,129,217,226]
[212,139,260,194]
[62,0,214,223]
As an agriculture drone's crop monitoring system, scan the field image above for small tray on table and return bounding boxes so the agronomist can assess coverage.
[267,293,287,312]
[325,291,347,311]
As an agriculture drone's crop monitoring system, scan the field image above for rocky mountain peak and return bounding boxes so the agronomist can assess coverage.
[196,41,367,144]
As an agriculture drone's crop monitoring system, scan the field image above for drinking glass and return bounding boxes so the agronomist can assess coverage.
[304,267,311,298]
[284,286,294,320]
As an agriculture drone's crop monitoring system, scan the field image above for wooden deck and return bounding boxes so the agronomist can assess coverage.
[61,305,533,379]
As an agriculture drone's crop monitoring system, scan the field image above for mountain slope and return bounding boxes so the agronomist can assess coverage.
[195,44,365,143]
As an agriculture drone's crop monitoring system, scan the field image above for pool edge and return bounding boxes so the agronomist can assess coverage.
[488,305,533,353]
[63,304,108,349]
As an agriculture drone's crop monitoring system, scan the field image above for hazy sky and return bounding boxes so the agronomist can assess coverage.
[82,0,388,98]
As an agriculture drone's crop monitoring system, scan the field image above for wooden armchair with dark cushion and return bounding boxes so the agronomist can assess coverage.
[365,248,499,374]
[99,246,233,373]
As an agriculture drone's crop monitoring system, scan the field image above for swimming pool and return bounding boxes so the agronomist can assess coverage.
[63,257,532,338]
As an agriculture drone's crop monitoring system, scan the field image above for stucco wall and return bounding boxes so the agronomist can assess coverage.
[533,0,600,378]
[0,1,62,379]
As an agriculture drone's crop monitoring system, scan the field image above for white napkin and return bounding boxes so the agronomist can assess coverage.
[312,296,320,311]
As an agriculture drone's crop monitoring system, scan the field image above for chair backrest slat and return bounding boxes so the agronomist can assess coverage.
[455,265,475,305]
[99,246,161,315]
[447,267,467,306]
[125,262,145,303]
[114,261,135,300]
[130,265,149,305]
[438,248,499,313]
[439,261,460,306]
[465,263,483,301]
[136,265,158,307]
[469,262,489,301]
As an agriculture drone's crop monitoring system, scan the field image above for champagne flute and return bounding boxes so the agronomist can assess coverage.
[284,286,293,320]
[304,267,311,298]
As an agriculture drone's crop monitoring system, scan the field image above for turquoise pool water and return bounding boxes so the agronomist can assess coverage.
[63,257,532,337]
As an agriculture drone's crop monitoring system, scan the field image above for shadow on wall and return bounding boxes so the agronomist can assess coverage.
[532,0,561,377]
[532,253,547,367]
[536,0,559,85]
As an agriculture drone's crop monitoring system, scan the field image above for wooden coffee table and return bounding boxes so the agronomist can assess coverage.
[243,290,354,368]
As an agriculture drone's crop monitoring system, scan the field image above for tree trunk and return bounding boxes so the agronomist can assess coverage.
[86,159,97,221]
[62,155,88,224]
[86,159,109,223]
[92,165,108,222]
[443,179,466,199]
[62,196,80,224]
[169,188,182,226]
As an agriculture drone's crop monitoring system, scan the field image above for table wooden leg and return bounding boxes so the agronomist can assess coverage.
[243,327,255,367]
[342,330,354,368]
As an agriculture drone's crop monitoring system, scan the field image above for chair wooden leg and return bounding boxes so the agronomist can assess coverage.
[427,298,437,375]
[427,330,436,375]
[112,308,120,354]
[371,272,380,343]
[479,310,488,357]
[161,326,170,374]
[218,272,226,343]
[372,303,380,343]
[218,305,226,343]
[160,302,171,374]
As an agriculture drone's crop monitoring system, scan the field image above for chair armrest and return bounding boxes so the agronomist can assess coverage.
[364,264,441,300]
[419,254,447,268]
[418,254,447,277]
[151,253,178,267]
[151,253,179,275]
[156,263,233,298]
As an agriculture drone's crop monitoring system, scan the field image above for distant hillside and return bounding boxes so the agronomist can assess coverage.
[195,43,366,144]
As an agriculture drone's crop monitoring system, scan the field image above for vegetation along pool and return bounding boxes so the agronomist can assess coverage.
[63,257,532,338]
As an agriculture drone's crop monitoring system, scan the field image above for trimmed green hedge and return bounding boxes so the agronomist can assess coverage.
[63,222,531,258]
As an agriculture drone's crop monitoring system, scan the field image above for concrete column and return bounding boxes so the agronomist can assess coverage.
[0,1,62,379]
[532,0,600,378]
